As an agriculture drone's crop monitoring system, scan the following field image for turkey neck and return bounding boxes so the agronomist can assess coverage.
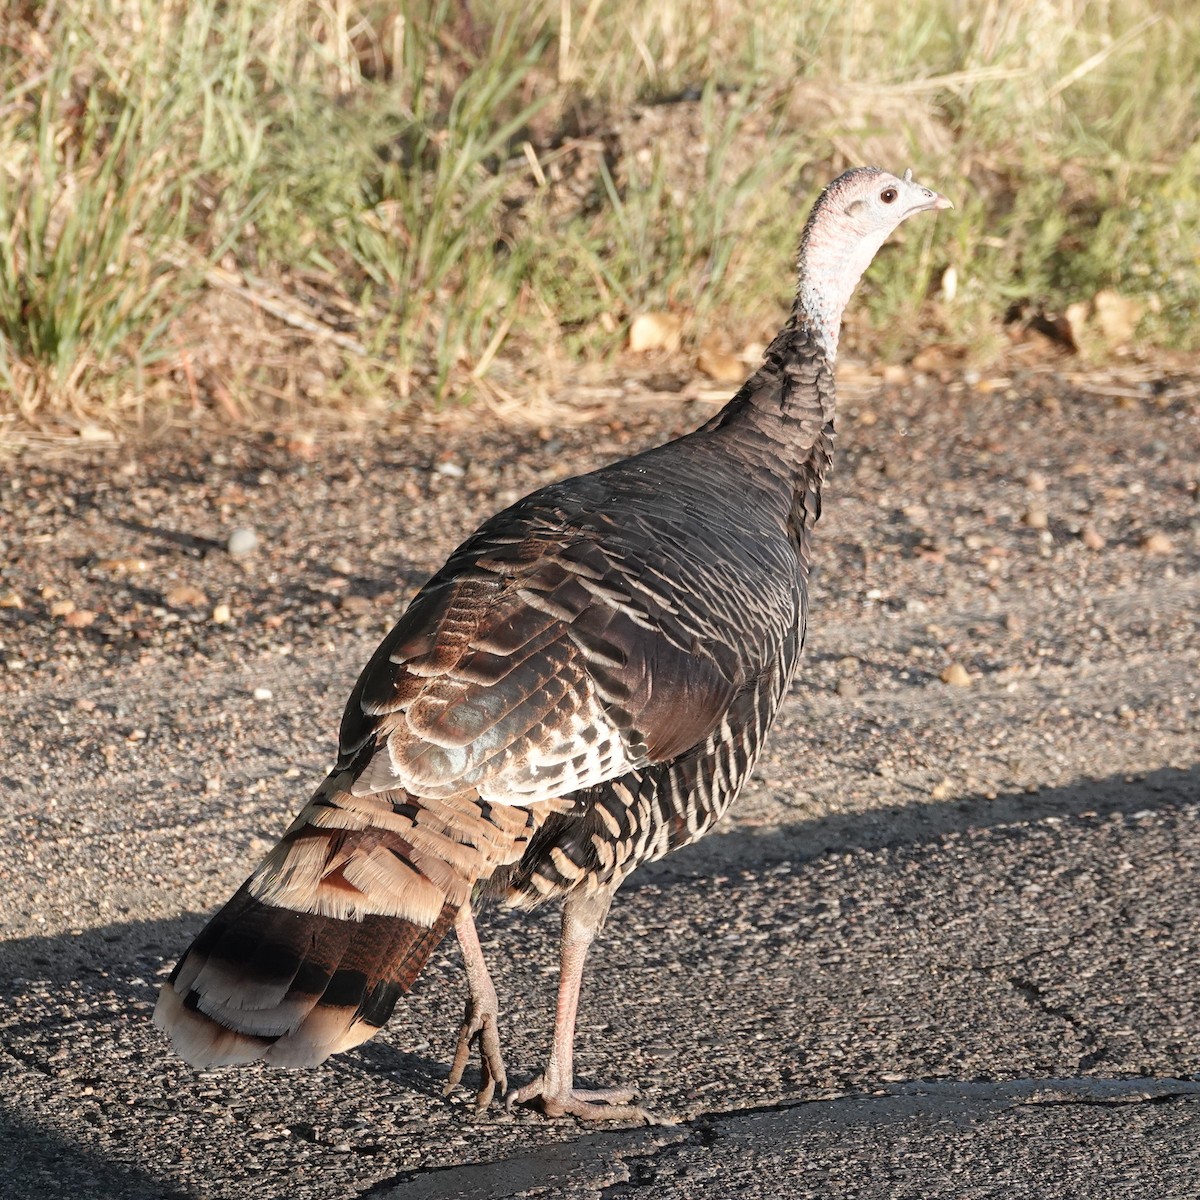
[702,315,836,560]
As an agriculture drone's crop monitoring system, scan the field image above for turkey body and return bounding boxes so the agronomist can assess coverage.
[158,322,832,1080]
[155,164,949,1117]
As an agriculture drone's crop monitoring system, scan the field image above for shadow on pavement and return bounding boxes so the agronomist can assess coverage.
[0,763,1196,1198]
[0,1104,192,1200]
[631,761,1200,884]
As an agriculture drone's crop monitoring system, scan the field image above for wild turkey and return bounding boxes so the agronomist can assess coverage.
[155,166,951,1120]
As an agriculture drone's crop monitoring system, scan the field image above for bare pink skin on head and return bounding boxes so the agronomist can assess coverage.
[796,166,952,360]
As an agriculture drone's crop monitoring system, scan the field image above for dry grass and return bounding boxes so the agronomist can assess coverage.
[0,0,1196,435]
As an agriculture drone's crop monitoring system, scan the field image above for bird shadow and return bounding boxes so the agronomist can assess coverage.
[0,1105,191,1200]
[0,763,1196,1199]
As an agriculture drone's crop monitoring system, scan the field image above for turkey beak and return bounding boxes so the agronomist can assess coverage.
[914,190,953,214]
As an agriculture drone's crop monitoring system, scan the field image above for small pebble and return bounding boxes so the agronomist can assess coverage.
[1026,471,1047,493]
[940,662,972,687]
[330,555,354,576]
[835,677,860,700]
[1080,526,1105,551]
[49,599,76,618]
[1140,532,1173,555]
[1021,506,1049,530]
[435,461,465,479]
[212,603,232,624]
[65,609,97,629]
[227,527,260,558]
[252,687,273,702]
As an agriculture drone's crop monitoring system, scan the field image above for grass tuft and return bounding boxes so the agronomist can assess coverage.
[0,0,1197,431]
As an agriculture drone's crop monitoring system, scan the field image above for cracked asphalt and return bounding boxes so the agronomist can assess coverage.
[2,366,1198,1198]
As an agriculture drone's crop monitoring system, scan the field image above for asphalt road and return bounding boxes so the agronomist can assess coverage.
[2,368,1197,1198]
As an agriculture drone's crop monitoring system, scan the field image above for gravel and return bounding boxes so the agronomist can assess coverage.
[1,364,1197,1198]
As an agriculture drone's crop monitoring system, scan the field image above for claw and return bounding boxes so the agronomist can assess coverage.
[443,999,507,1110]
[505,1074,656,1123]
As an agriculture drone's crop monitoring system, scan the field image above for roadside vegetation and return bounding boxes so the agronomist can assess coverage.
[0,0,1196,433]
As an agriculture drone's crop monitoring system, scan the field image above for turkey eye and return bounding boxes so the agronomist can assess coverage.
[880,187,898,204]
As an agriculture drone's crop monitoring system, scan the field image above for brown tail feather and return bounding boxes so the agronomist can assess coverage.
[155,776,544,1069]
[155,884,457,1068]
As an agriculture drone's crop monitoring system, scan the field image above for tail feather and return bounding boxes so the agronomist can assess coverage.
[155,884,456,1067]
[155,776,539,1069]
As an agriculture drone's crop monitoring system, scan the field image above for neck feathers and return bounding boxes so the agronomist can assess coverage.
[794,201,891,362]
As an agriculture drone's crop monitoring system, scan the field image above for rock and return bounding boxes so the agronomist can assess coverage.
[940,662,972,687]
[1093,290,1143,347]
[330,555,354,576]
[211,603,232,624]
[434,461,465,479]
[1080,526,1105,551]
[1021,506,1049,530]
[835,676,860,700]
[0,591,23,608]
[252,687,273,701]
[931,778,954,800]
[64,609,97,629]
[1026,471,1047,493]
[227,527,259,558]
[1141,532,1173,555]
[49,599,76,618]
[629,312,683,354]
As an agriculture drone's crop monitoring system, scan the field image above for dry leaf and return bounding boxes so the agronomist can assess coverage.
[696,345,744,382]
[165,585,208,609]
[97,557,150,573]
[628,312,682,354]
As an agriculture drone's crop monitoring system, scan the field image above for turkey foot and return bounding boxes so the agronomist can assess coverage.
[507,1074,649,1122]
[443,994,506,1110]
[443,907,507,1110]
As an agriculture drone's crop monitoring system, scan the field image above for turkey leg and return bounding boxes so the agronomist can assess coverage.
[507,888,650,1121]
[444,905,507,1109]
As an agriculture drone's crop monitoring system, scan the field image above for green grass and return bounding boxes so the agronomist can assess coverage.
[0,0,1197,430]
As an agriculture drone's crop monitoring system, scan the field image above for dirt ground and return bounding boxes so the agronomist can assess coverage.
[1,358,1197,1198]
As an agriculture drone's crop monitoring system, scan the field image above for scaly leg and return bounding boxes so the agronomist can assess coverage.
[444,906,507,1110]
[508,888,650,1121]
